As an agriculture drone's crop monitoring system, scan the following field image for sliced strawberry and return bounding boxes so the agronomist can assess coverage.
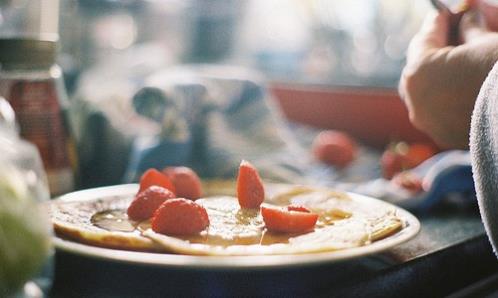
[261,205,318,233]
[127,186,176,221]
[139,168,176,194]
[151,198,209,235]
[162,166,203,200]
[236,160,265,209]
[286,205,311,213]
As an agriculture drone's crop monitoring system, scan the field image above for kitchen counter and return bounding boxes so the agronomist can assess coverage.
[50,204,497,297]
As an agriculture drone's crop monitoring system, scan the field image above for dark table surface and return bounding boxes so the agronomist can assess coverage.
[50,204,498,298]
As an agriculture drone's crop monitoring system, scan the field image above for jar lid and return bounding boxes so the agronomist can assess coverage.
[0,38,58,70]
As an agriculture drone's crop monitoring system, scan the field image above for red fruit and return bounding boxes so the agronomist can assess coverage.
[236,160,265,209]
[312,130,357,168]
[139,168,176,194]
[162,166,203,200]
[151,198,209,235]
[381,142,436,179]
[261,205,318,233]
[380,149,405,180]
[127,186,176,221]
[286,205,311,213]
[405,144,437,168]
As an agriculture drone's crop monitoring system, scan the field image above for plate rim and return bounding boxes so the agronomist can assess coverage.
[52,184,421,269]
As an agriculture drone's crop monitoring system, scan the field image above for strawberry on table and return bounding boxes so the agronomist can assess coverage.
[312,130,357,169]
[392,172,423,193]
[127,186,176,221]
[151,198,209,235]
[381,142,437,179]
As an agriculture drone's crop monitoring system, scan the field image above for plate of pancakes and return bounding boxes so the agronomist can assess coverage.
[49,180,420,269]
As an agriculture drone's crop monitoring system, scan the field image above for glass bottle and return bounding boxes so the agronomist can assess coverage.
[0,38,76,196]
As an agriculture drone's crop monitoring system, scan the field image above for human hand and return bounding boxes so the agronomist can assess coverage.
[479,0,498,31]
[399,8,498,149]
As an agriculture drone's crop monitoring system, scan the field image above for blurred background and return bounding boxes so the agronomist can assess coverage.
[0,0,435,191]
[53,0,431,92]
[0,0,432,92]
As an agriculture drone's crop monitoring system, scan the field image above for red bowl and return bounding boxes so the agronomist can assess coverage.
[270,83,436,149]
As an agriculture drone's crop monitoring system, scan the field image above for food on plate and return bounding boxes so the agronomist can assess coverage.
[287,205,312,213]
[381,142,437,179]
[151,198,209,235]
[50,182,406,256]
[261,205,318,233]
[127,186,176,221]
[139,168,176,194]
[312,130,357,168]
[162,166,203,200]
[236,160,265,209]
[51,194,161,252]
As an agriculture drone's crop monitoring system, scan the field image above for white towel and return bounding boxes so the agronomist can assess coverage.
[470,61,498,255]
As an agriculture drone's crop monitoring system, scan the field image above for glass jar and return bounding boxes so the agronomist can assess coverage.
[0,97,53,297]
[0,38,76,196]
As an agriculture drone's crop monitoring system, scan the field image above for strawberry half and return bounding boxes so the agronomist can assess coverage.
[236,160,265,209]
[261,204,318,233]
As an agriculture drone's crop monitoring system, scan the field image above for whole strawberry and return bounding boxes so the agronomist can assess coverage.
[127,186,176,221]
[152,198,209,235]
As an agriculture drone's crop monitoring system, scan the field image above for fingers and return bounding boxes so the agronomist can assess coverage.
[404,10,449,74]
[460,10,488,42]
[465,0,478,9]
[399,10,451,103]
[418,10,450,49]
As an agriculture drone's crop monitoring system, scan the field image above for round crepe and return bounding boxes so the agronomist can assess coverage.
[50,183,404,256]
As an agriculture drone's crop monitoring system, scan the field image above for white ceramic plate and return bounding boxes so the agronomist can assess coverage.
[52,184,420,269]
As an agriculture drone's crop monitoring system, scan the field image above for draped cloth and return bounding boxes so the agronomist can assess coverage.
[470,61,498,255]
